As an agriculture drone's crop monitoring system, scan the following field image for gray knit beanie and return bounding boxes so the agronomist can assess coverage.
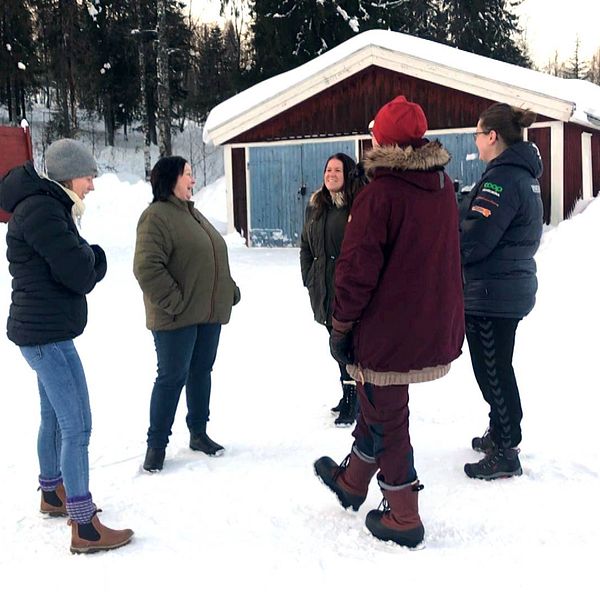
[45,138,98,182]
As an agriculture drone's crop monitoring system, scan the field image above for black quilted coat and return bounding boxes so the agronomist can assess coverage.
[0,162,106,346]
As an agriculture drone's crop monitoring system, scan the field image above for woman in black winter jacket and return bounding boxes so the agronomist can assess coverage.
[0,139,133,553]
[460,103,543,481]
[300,152,366,426]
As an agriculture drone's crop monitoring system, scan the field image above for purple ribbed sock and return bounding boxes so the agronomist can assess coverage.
[66,493,95,524]
[38,475,63,492]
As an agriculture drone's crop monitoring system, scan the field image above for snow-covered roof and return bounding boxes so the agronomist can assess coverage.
[204,29,600,145]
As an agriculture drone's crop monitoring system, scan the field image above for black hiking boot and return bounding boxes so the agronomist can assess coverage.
[471,428,496,454]
[330,396,344,413]
[464,447,522,480]
[334,383,358,427]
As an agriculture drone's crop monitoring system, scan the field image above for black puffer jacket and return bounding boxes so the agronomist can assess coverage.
[299,193,349,325]
[460,141,543,318]
[0,162,106,346]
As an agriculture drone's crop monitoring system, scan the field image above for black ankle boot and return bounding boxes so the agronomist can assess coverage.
[331,381,346,413]
[190,432,225,456]
[143,448,165,472]
[335,382,358,427]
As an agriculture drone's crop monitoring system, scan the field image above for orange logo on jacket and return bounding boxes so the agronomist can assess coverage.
[471,205,491,218]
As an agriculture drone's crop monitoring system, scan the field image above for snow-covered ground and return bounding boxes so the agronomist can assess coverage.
[1,174,598,598]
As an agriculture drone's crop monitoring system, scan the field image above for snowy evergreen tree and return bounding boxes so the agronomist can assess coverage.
[563,36,589,80]
[543,50,565,78]
[440,0,531,67]
[34,0,84,138]
[587,48,600,85]
[79,0,141,146]
[0,0,38,123]
[249,0,441,82]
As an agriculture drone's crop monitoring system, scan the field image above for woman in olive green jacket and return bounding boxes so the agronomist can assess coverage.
[134,156,240,472]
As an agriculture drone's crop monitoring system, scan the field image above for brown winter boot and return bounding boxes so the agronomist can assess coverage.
[40,482,68,517]
[365,480,424,548]
[314,446,379,511]
[69,514,134,554]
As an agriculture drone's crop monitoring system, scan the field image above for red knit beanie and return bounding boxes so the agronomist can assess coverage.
[372,96,428,147]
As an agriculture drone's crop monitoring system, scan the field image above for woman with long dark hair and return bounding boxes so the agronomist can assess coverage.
[134,156,240,472]
[460,102,543,480]
[300,152,366,426]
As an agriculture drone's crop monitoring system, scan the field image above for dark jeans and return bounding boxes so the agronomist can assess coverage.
[148,323,221,449]
[325,324,351,382]
[352,382,417,486]
[465,314,523,449]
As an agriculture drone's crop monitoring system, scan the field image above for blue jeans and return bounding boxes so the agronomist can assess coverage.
[148,323,222,449]
[20,340,91,499]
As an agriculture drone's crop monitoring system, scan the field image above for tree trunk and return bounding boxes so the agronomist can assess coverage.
[136,0,152,179]
[104,93,115,146]
[156,0,171,157]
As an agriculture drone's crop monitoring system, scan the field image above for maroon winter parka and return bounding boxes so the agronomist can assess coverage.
[333,141,465,386]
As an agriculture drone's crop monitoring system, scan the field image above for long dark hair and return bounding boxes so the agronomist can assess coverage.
[479,103,537,146]
[150,156,188,202]
[312,153,363,219]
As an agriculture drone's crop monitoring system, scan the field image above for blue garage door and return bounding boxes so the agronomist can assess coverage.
[434,132,486,192]
[249,140,355,247]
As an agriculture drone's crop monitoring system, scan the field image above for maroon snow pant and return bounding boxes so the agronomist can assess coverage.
[352,382,417,486]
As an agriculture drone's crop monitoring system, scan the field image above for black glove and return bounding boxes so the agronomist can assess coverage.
[233,285,241,306]
[90,244,107,282]
[329,329,354,365]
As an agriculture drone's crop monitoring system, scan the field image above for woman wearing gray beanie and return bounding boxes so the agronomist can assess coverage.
[0,138,134,553]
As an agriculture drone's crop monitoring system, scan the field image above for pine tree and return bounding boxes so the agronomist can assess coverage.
[543,50,565,78]
[0,0,38,123]
[33,0,84,140]
[440,0,531,67]
[185,22,237,121]
[79,0,141,146]
[249,0,441,83]
[563,36,589,80]
[588,48,600,85]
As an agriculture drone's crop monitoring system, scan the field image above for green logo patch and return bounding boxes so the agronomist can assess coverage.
[483,182,503,193]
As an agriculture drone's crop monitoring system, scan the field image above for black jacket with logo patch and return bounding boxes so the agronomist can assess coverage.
[459,141,543,318]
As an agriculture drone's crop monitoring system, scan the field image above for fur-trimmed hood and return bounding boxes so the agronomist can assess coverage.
[363,140,451,176]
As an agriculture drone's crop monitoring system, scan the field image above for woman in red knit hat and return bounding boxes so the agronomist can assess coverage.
[314,96,465,548]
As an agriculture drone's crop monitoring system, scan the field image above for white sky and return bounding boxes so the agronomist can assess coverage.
[186,0,599,67]
[516,0,600,65]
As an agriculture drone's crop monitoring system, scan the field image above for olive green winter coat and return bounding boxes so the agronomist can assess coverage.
[133,195,239,331]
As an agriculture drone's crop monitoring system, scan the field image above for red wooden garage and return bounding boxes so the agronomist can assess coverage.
[205,29,600,245]
[0,123,34,223]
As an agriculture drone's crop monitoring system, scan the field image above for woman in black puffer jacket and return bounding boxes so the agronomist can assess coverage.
[0,139,133,553]
[300,152,366,426]
[460,103,543,481]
